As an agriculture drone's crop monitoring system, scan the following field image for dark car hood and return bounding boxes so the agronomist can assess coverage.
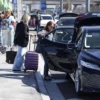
[81,49,100,65]
[84,49,100,59]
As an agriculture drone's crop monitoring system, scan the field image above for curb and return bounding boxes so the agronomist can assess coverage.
[35,72,51,100]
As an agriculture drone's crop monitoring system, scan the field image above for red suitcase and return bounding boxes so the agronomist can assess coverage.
[24,35,38,72]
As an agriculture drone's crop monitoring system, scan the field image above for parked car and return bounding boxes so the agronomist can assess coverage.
[68,13,100,93]
[56,17,76,27]
[40,14,54,28]
[38,12,100,94]
[59,13,78,19]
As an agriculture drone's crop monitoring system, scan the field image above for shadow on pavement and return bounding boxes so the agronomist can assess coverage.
[49,71,100,100]
[0,70,41,92]
[57,80,100,100]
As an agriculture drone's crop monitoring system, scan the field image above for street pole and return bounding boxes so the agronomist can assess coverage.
[60,0,63,13]
[86,0,90,12]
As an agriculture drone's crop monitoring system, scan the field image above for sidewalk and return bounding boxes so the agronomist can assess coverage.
[0,54,42,100]
[28,31,65,100]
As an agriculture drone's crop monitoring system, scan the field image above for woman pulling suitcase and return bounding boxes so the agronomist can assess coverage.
[12,14,30,71]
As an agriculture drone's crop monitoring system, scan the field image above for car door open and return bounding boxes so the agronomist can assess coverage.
[40,27,76,73]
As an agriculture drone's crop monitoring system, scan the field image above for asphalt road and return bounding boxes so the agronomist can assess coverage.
[50,71,100,100]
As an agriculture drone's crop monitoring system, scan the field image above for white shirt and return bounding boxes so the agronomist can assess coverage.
[7,15,16,25]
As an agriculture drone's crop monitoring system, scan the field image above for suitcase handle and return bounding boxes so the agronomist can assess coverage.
[29,35,32,51]
[29,34,36,51]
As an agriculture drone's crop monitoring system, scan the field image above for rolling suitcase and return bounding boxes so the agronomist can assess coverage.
[24,35,38,72]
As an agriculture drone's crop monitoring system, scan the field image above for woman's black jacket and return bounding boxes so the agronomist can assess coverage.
[14,21,29,47]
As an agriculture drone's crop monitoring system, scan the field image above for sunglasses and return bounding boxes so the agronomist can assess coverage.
[50,25,54,29]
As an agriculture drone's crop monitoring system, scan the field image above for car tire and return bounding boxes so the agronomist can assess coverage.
[75,68,81,94]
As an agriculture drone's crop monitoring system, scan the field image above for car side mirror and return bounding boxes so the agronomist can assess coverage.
[57,21,60,25]
[67,43,77,49]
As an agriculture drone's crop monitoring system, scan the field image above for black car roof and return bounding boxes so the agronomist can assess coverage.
[75,12,100,28]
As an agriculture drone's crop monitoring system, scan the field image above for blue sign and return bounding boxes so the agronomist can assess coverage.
[41,0,46,10]
[12,0,17,4]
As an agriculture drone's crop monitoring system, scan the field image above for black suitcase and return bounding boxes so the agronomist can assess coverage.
[6,51,17,64]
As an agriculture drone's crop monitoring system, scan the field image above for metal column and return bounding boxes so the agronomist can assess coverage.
[86,0,90,12]
[60,0,63,13]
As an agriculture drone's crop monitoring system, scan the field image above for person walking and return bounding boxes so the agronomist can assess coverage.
[3,9,16,48]
[37,21,55,80]
[4,9,16,27]
[12,14,30,71]
[32,17,36,28]
[36,11,40,33]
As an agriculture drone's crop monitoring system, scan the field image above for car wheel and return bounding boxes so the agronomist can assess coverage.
[75,69,81,94]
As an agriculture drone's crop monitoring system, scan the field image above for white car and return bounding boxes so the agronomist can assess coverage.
[40,14,54,28]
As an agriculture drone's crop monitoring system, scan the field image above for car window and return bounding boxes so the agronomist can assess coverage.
[41,16,52,20]
[59,18,75,26]
[84,30,100,48]
[54,16,59,20]
[51,28,74,43]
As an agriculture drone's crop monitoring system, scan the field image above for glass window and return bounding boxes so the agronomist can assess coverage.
[41,16,52,20]
[59,18,75,26]
[53,28,74,43]
[84,30,100,48]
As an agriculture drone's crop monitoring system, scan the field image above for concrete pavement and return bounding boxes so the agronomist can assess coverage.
[0,54,42,100]
[29,31,66,100]
[0,30,67,100]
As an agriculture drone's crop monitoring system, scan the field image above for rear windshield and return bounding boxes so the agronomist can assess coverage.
[59,18,75,26]
[41,16,52,20]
